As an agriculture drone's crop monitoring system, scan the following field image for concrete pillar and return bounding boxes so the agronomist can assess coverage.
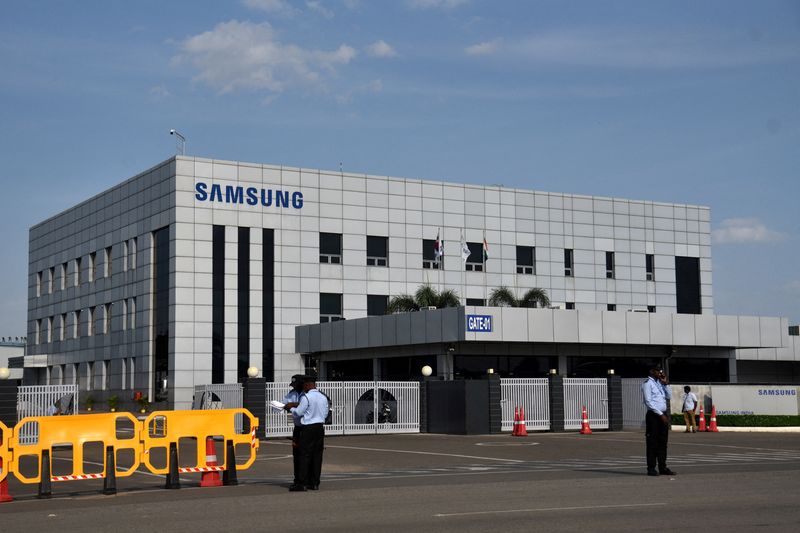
[437,351,454,380]
[548,373,565,432]
[487,373,502,434]
[243,377,266,439]
[606,374,623,431]
[0,380,18,427]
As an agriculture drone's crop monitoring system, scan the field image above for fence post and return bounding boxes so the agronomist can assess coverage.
[0,380,17,427]
[243,378,266,440]
[548,372,565,432]
[486,372,502,434]
[606,374,623,431]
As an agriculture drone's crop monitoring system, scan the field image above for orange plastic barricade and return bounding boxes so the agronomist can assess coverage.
[10,412,142,486]
[140,409,259,486]
[1,421,10,483]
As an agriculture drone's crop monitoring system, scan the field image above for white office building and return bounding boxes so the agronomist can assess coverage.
[25,156,800,409]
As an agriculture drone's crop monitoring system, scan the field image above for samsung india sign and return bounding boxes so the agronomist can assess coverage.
[195,182,303,209]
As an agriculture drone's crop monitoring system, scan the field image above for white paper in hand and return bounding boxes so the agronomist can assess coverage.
[269,400,285,412]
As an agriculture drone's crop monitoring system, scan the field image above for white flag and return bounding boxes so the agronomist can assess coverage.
[461,231,471,263]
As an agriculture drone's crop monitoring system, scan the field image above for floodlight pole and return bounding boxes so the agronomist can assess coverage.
[169,129,186,155]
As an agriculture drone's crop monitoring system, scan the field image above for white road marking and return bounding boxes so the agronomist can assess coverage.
[309,443,525,463]
[434,502,667,518]
[475,442,540,447]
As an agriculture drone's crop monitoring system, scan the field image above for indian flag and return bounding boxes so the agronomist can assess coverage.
[483,237,489,262]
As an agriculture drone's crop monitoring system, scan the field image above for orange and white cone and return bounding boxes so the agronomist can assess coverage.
[697,405,707,432]
[517,406,528,437]
[0,457,12,503]
[512,406,520,436]
[708,405,719,433]
[200,436,223,487]
[579,406,592,435]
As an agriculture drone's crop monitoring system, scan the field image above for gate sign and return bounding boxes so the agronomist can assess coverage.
[467,314,493,332]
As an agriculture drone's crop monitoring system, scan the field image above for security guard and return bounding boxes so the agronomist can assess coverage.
[287,375,328,491]
[281,374,305,488]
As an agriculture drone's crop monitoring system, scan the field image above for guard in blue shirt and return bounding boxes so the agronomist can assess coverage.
[642,367,677,476]
[282,374,305,488]
[286,375,329,491]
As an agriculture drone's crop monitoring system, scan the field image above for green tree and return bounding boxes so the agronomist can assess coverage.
[488,286,551,308]
[387,284,461,314]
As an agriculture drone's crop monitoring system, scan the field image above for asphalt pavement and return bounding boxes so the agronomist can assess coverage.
[2,430,799,532]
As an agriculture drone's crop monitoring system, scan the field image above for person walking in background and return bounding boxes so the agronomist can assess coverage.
[288,375,328,491]
[642,366,676,477]
[682,385,698,433]
[281,374,306,488]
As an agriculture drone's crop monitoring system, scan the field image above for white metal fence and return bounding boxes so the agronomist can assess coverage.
[622,378,647,429]
[16,384,79,444]
[193,383,243,432]
[500,378,550,431]
[563,378,609,430]
[264,381,420,438]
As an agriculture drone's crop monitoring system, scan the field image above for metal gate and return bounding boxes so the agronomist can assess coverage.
[563,378,608,430]
[622,378,647,429]
[263,381,420,438]
[193,383,243,432]
[500,378,550,431]
[16,384,79,444]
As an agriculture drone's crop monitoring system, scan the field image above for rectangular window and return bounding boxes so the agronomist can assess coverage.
[646,254,655,281]
[121,299,128,330]
[366,236,388,266]
[422,239,442,269]
[47,316,53,343]
[675,256,701,314]
[61,263,68,290]
[607,304,616,311]
[121,358,127,390]
[565,302,575,310]
[466,298,485,306]
[60,313,67,341]
[74,310,81,338]
[238,227,250,383]
[262,229,275,381]
[129,297,137,329]
[153,226,171,395]
[320,293,343,323]
[130,237,137,269]
[48,267,55,294]
[75,257,82,286]
[212,225,225,384]
[367,294,388,316]
[129,357,135,390]
[105,247,112,278]
[123,241,129,272]
[102,360,109,391]
[605,251,615,279]
[319,232,342,264]
[72,363,78,385]
[465,242,483,271]
[89,252,96,282]
[564,249,574,277]
[88,306,95,336]
[647,305,656,313]
[516,246,535,275]
[87,361,94,391]
[36,271,42,297]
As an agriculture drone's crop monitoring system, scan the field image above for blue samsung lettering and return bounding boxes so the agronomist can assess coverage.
[246,187,258,205]
[292,191,304,209]
[275,190,289,208]
[210,184,223,202]
[226,185,244,204]
[195,182,208,201]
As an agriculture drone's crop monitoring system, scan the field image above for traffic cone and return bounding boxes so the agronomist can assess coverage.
[517,406,528,437]
[0,457,13,503]
[697,405,707,432]
[512,406,520,436]
[708,405,719,433]
[200,436,223,487]
[579,406,592,435]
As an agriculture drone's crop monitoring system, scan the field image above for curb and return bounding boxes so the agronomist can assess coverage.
[672,425,800,433]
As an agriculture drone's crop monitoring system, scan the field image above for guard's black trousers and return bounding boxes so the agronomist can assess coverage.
[645,410,669,471]
[297,423,325,488]
[291,426,301,485]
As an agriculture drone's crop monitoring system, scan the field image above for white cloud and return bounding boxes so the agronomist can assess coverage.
[243,0,295,13]
[176,20,356,94]
[366,40,397,58]
[336,79,383,103]
[306,1,334,18]
[149,85,171,99]
[407,0,468,9]
[712,218,785,245]
[465,39,501,56]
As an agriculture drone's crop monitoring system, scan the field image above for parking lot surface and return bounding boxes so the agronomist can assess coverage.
[3,431,800,532]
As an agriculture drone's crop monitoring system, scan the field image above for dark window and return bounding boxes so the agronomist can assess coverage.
[565,302,575,310]
[320,233,342,264]
[607,304,616,311]
[105,246,112,278]
[367,295,388,316]
[212,225,225,384]
[320,293,343,323]
[647,305,656,313]
[564,249,573,277]
[646,254,655,281]
[366,236,388,266]
[422,239,441,269]
[89,252,97,282]
[237,227,250,383]
[675,256,701,314]
[153,226,170,399]
[465,242,483,271]
[466,298,485,306]
[262,229,275,381]
[605,251,615,279]
[516,246,535,275]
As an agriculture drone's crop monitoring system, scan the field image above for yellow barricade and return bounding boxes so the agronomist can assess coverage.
[141,409,259,475]
[10,412,141,484]
[0,421,10,483]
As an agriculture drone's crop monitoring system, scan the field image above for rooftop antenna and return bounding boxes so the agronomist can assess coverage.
[339,161,343,173]
[169,129,186,155]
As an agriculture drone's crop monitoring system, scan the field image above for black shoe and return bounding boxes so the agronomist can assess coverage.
[647,469,659,476]
[306,485,319,491]
[659,468,677,476]
[289,484,307,492]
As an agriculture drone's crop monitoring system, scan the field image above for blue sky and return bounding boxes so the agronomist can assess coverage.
[1,0,798,335]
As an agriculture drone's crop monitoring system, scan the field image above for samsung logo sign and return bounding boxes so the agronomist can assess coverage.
[195,182,303,209]
[757,389,797,396]
[467,314,493,332]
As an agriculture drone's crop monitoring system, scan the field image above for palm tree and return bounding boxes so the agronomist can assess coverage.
[387,284,461,314]
[488,286,551,308]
